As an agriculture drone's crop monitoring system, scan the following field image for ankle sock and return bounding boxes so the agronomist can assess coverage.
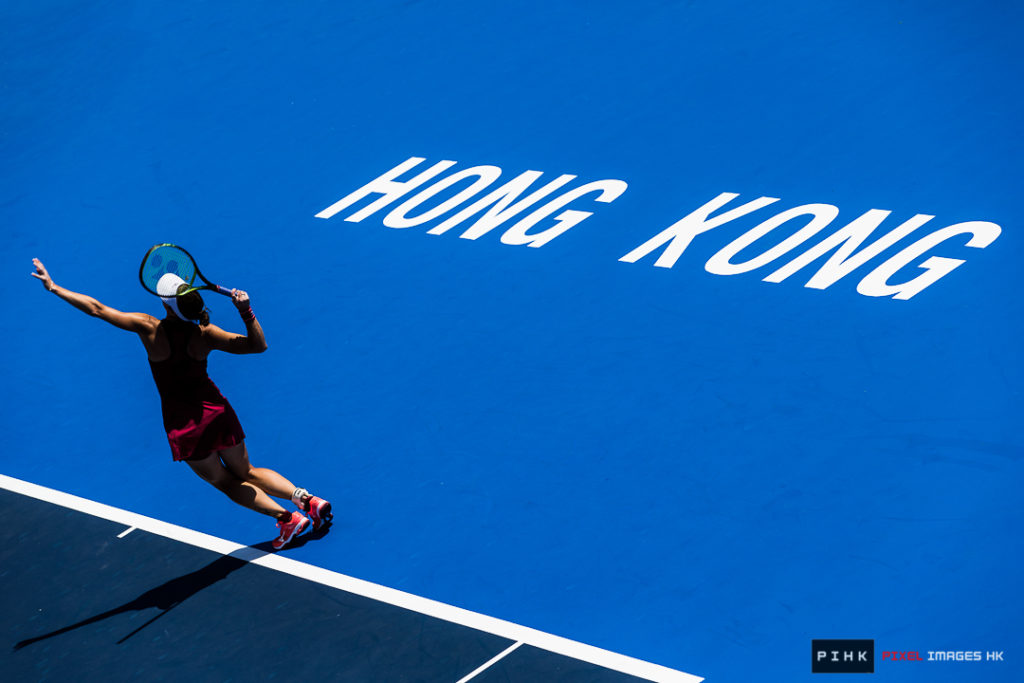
[291,487,310,508]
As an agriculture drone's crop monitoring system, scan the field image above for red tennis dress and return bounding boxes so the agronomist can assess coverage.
[149,316,246,461]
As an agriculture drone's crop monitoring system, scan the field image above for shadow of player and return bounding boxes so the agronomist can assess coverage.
[13,522,331,651]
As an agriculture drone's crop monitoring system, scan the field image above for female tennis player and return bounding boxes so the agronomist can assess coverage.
[30,257,331,550]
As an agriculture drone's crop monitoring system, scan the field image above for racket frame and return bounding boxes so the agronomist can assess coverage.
[139,243,232,297]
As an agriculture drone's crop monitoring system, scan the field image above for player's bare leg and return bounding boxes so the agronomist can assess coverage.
[219,442,333,529]
[187,452,287,518]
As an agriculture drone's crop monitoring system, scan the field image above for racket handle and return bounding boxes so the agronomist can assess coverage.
[215,285,233,296]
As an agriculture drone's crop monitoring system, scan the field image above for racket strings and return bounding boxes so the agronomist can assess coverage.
[140,245,197,295]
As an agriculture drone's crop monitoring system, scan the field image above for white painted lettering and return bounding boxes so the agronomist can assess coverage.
[317,158,1001,302]
[315,157,456,221]
[856,221,1001,300]
[383,165,503,228]
[619,193,780,268]
[765,211,934,288]
[499,179,628,248]
[428,171,577,238]
[704,203,840,275]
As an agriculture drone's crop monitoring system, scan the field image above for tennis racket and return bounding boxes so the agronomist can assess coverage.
[139,244,232,297]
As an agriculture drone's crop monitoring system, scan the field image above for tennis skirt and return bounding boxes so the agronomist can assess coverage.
[164,399,247,462]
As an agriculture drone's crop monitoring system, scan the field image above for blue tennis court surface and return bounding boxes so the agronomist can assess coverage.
[2,2,1021,681]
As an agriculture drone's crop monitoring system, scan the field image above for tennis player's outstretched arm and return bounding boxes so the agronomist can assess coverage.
[31,258,156,334]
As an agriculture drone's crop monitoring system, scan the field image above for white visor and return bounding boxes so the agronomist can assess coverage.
[156,272,191,320]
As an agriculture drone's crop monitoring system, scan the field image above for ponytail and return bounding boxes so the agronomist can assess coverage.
[175,285,210,326]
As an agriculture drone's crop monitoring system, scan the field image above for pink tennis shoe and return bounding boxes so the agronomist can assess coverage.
[273,511,310,550]
[304,496,333,530]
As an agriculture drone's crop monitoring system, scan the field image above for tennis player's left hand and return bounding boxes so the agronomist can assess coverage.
[31,258,54,291]
[231,289,251,310]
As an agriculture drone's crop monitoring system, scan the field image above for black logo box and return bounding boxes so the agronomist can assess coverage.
[812,639,875,673]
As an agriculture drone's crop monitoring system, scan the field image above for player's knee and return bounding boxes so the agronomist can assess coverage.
[237,466,259,483]
[205,469,239,490]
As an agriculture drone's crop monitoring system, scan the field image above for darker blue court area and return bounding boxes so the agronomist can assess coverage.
[2,1,1021,681]
[0,488,651,682]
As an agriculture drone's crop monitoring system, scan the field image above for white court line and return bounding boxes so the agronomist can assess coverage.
[456,641,523,683]
[0,473,703,683]
[116,526,136,538]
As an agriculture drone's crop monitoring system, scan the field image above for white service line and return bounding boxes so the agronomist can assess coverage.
[455,641,523,683]
[0,473,703,683]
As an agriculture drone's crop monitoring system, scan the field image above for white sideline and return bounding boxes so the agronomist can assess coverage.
[455,641,523,683]
[0,473,703,683]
